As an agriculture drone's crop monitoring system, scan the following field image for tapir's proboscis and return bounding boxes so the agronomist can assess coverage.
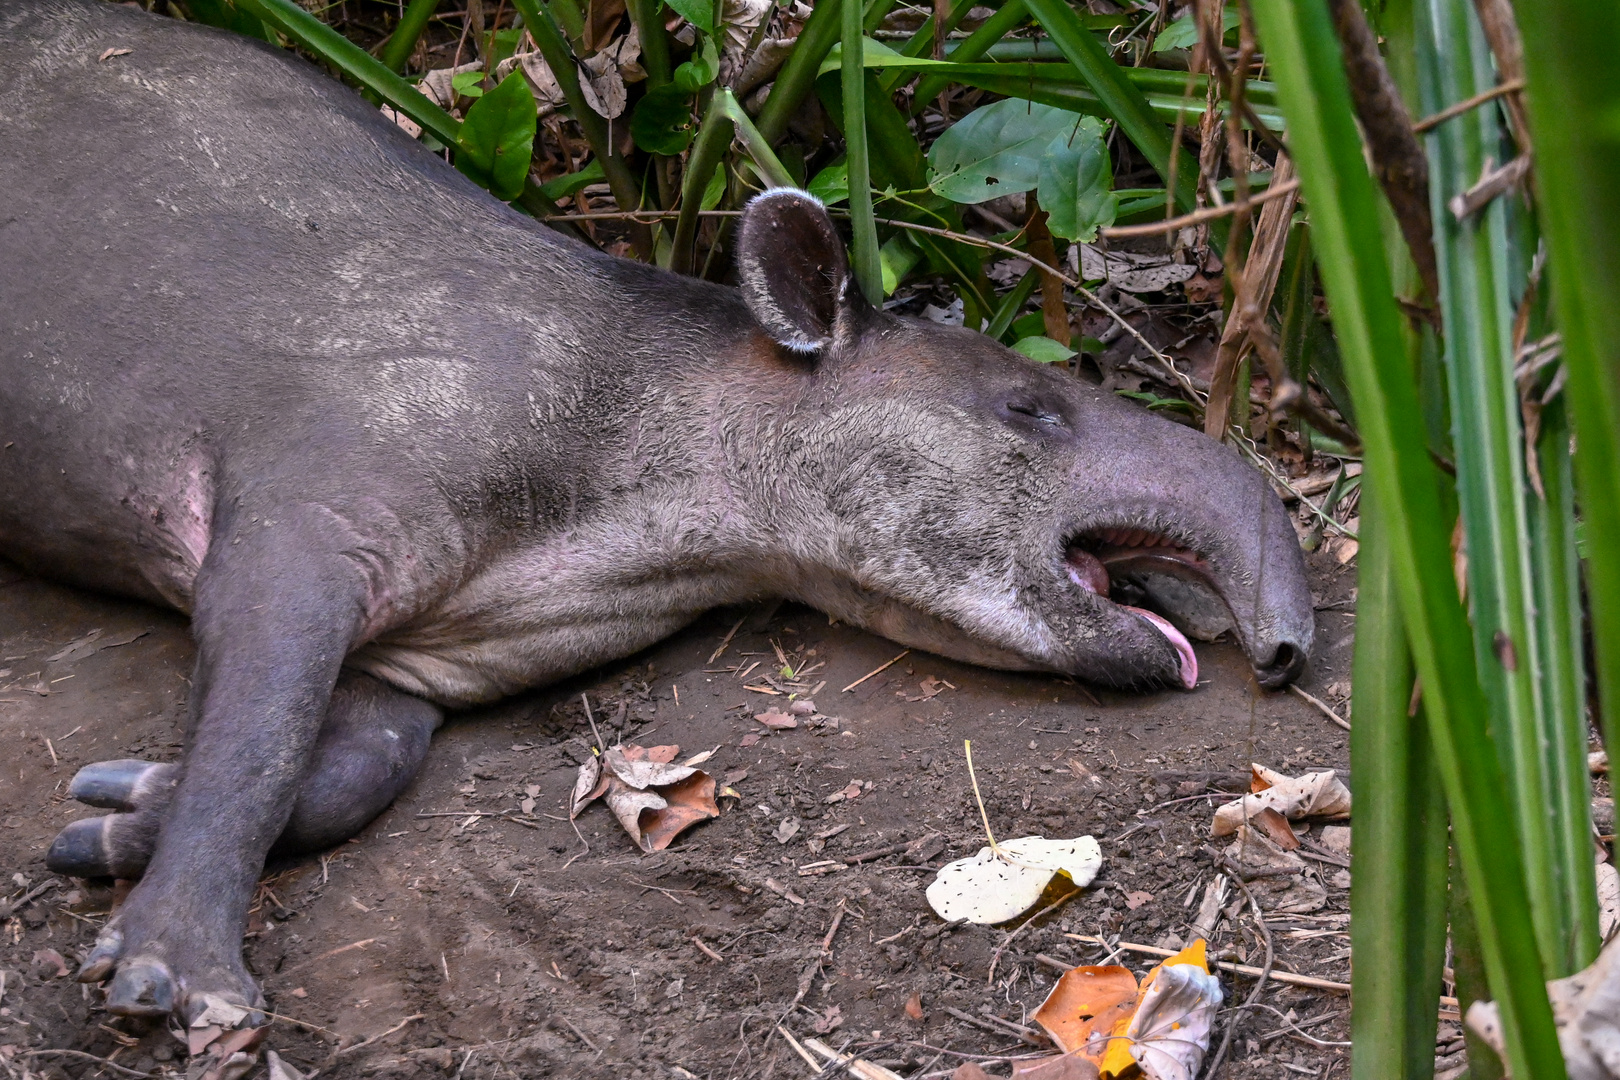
[0,0,1312,1031]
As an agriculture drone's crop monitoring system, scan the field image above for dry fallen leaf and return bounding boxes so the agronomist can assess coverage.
[1035,941,1220,1080]
[926,836,1102,924]
[1469,933,1620,1080]
[1211,764,1351,837]
[1248,806,1301,850]
[1011,1055,1102,1079]
[755,708,798,730]
[1598,861,1619,943]
[570,743,719,851]
[97,47,131,61]
[1032,965,1139,1063]
[904,992,925,1021]
[1124,891,1155,911]
[739,731,762,748]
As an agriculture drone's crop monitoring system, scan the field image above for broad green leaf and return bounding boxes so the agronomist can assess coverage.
[631,83,695,154]
[807,161,850,205]
[452,69,487,98]
[700,162,728,210]
[1037,116,1115,242]
[1012,336,1076,363]
[455,69,537,201]
[674,36,720,92]
[880,233,923,295]
[1152,7,1239,52]
[538,158,604,201]
[664,0,716,37]
[928,98,1083,204]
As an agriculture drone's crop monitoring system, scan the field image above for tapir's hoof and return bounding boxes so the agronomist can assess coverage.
[105,956,179,1017]
[67,759,176,811]
[47,812,160,879]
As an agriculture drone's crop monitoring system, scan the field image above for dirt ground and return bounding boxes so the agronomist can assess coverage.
[0,547,1365,1080]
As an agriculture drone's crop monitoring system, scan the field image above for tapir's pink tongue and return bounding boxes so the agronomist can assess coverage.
[1122,606,1199,689]
[1066,547,1199,689]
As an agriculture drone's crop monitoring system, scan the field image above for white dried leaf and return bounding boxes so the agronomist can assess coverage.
[1211,765,1351,837]
[1128,963,1223,1080]
[1469,934,1620,1080]
[569,753,602,818]
[1078,244,1198,294]
[926,836,1102,925]
[1599,861,1619,943]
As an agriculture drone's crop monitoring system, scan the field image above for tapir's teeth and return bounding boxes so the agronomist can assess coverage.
[1123,606,1199,689]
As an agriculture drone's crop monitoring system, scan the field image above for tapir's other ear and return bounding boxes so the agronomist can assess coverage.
[735,188,855,352]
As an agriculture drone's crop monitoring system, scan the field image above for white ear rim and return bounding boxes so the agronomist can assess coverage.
[738,188,839,353]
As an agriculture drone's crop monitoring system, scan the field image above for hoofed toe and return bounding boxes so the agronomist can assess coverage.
[105,956,178,1017]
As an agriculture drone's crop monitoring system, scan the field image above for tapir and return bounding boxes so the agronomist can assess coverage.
[0,0,1312,1030]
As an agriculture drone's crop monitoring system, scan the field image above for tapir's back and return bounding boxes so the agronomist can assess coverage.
[0,0,744,606]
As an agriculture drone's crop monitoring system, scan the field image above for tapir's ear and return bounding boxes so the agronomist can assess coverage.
[735,188,855,353]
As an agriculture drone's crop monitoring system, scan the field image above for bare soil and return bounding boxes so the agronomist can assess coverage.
[0,551,1361,1080]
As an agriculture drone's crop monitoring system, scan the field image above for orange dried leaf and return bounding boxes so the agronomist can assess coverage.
[1033,965,1140,1060]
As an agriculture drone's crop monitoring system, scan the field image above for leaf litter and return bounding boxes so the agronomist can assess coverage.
[569,743,719,852]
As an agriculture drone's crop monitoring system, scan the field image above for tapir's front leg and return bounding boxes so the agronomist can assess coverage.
[78,504,376,1022]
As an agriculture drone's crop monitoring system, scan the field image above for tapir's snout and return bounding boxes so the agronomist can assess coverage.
[1059,386,1316,690]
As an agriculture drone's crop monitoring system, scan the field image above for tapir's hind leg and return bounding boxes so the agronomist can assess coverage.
[47,671,441,880]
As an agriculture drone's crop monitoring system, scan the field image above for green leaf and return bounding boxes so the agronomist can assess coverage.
[700,162,728,210]
[664,0,716,37]
[455,69,537,201]
[807,161,850,206]
[928,99,1084,204]
[674,35,720,92]
[631,83,695,154]
[880,233,923,295]
[1011,336,1076,363]
[452,69,487,98]
[537,158,604,201]
[1152,7,1239,52]
[1036,116,1116,242]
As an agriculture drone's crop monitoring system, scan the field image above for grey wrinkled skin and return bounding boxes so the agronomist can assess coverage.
[0,0,1312,1029]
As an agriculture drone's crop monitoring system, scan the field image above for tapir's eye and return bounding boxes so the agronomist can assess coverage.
[1003,399,1066,428]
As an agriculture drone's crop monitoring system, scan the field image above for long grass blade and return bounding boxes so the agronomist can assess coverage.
[1413,0,1577,977]
[234,0,460,144]
[1245,0,1563,1075]
[1350,490,1449,1080]
[842,0,882,304]
[909,0,1028,107]
[1511,0,1620,764]
[379,0,440,73]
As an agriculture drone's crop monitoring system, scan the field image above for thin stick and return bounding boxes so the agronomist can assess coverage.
[1204,875,1274,1078]
[337,1013,426,1056]
[841,649,910,693]
[22,1050,153,1078]
[581,693,604,751]
[708,616,747,664]
[776,1025,823,1071]
[1288,684,1353,731]
[963,740,1000,854]
[693,936,725,962]
[1101,178,1301,239]
[1063,935,1349,993]
[988,887,1082,984]
[1412,77,1526,133]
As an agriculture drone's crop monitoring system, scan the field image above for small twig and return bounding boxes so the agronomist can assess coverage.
[0,878,59,920]
[1449,154,1531,220]
[709,616,747,664]
[841,650,910,693]
[776,1025,824,1071]
[1063,935,1349,993]
[21,1050,153,1078]
[693,936,725,962]
[1413,77,1526,133]
[1101,178,1300,239]
[943,1007,1050,1048]
[987,887,1082,984]
[1287,685,1352,731]
[558,1017,599,1052]
[336,1013,426,1056]
[1202,875,1274,1079]
[581,692,604,752]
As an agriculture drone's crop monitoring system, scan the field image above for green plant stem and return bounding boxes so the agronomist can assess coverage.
[626,0,672,86]
[548,0,589,55]
[671,94,735,276]
[1512,0,1620,765]
[1350,490,1449,1080]
[843,0,882,303]
[756,0,844,144]
[1246,0,1562,1076]
[509,0,651,254]
[235,0,461,144]
[379,0,440,72]
[721,93,796,188]
[911,0,1028,109]
[879,0,996,95]
[1021,0,1190,213]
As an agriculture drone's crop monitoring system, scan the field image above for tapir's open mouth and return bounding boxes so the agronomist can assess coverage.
[1063,527,1224,690]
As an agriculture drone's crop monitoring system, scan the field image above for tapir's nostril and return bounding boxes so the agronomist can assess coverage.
[1253,642,1307,690]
